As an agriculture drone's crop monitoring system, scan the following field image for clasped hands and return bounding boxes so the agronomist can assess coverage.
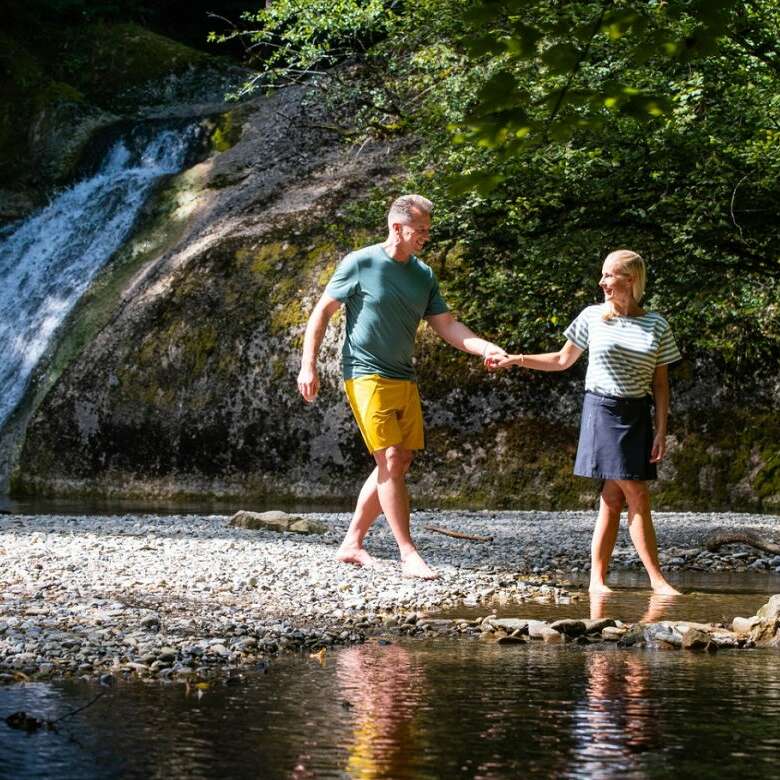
[482,344,518,371]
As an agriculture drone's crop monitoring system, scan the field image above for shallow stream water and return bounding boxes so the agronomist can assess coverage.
[436,570,780,627]
[2,610,780,779]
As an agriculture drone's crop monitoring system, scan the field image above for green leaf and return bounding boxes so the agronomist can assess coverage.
[540,43,580,73]
[474,71,520,113]
[447,171,505,196]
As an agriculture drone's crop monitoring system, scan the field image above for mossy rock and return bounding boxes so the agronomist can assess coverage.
[27,84,118,183]
[55,22,210,106]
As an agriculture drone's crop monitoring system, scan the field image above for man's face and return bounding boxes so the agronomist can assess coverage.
[395,210,431,254]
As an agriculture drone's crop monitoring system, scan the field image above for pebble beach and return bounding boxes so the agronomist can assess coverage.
[2,510,779,683]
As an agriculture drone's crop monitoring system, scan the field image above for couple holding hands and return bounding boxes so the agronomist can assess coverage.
[298,194,681,596]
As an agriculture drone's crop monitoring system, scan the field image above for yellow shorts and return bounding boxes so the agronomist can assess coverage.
[344,374,424,453]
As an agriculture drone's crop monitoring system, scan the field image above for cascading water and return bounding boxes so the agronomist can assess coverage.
[0,123,201,431]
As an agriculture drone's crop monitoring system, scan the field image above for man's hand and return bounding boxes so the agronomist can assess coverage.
[650,432,667,463]
[297,365,320,402]
[486,353,514,370]
[482,343,507,371]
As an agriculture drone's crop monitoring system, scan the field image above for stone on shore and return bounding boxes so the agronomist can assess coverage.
[229,510,327,535]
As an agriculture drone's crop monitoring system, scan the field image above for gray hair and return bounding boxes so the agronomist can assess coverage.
[387,194,433,225]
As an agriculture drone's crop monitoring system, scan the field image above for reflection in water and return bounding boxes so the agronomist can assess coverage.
[574,652,662,777]
[590,591,681,623]
[2,641,780,779]
[337,643,423,779]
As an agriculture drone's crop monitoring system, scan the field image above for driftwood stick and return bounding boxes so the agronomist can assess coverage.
[424,525,493,543]
[704,529,780,555]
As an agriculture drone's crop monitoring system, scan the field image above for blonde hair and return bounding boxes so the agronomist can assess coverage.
[602,249,646,320]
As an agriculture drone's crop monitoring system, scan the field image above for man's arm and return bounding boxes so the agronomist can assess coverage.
[425,312,506,361]
[297,294,342,402]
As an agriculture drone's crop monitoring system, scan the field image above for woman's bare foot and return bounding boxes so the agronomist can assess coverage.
[588,583,614,594]
[336,546,377,567]
[401,550,438,580]
[651,581,682,596]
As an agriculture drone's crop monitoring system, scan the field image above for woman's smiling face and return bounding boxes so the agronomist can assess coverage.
[599,257,634,304]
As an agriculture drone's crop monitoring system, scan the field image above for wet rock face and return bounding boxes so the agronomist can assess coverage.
[10,83,391,501]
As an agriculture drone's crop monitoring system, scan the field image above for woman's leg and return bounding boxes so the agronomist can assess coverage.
[589,480,624,593]
[618,479,681,595]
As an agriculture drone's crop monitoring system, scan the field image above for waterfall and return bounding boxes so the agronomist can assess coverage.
[0,123,201,430]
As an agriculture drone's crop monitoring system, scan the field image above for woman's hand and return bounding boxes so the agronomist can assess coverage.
[485,354,519,370]
[650,432,667,463]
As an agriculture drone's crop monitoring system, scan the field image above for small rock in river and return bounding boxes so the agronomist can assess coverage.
[550,619,587,637]
[682,628,715,651]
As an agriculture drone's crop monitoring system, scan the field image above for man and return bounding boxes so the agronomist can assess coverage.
[297,195,505,579]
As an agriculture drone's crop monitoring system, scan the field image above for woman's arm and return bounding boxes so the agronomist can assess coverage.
[494,340,583,372]
[650,363,669,462]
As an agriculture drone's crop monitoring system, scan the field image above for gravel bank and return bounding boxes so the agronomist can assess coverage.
[1,511,779,682]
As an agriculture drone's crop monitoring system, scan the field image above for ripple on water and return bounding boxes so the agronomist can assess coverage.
[2,639,780,779]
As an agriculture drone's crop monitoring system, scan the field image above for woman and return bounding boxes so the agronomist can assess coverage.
[494,250,681,595]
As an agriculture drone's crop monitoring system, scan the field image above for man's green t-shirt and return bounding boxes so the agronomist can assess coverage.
[325,243,449,380]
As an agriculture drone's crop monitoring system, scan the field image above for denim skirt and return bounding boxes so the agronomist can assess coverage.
[573,391,657,481]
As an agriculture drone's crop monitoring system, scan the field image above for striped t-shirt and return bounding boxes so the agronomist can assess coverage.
[564,305,682,398]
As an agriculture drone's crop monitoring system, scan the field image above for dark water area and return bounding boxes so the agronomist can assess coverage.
[2,639,780,779]
[0,495,353,517]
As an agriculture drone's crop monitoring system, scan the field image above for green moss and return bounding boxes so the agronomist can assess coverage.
[754,449,780,500]
[211,111,242,153]
[653,409,780,510]
[243,242,300,278]
[56,22,209,103]
[411,418,586,510]
[33,80,85,108]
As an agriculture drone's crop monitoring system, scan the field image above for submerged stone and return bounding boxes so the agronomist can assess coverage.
[497,635,527,646]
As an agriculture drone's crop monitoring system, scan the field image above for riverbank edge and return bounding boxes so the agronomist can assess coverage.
[1,511,779,686]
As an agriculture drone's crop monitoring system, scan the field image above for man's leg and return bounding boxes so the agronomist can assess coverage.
[589,480,623,593]
[336,450,417,566]
[336,467,382,566]
[619,480,681,595]
[374,445,437,579]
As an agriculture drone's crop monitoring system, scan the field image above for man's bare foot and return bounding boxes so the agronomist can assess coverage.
[401,550,438,580]
[588,583,614,594]
[651,582,682,596]
[336,546,377,567]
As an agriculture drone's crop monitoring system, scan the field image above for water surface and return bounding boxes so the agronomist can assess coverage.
[2,639,779,779]
[437,571,780,626]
